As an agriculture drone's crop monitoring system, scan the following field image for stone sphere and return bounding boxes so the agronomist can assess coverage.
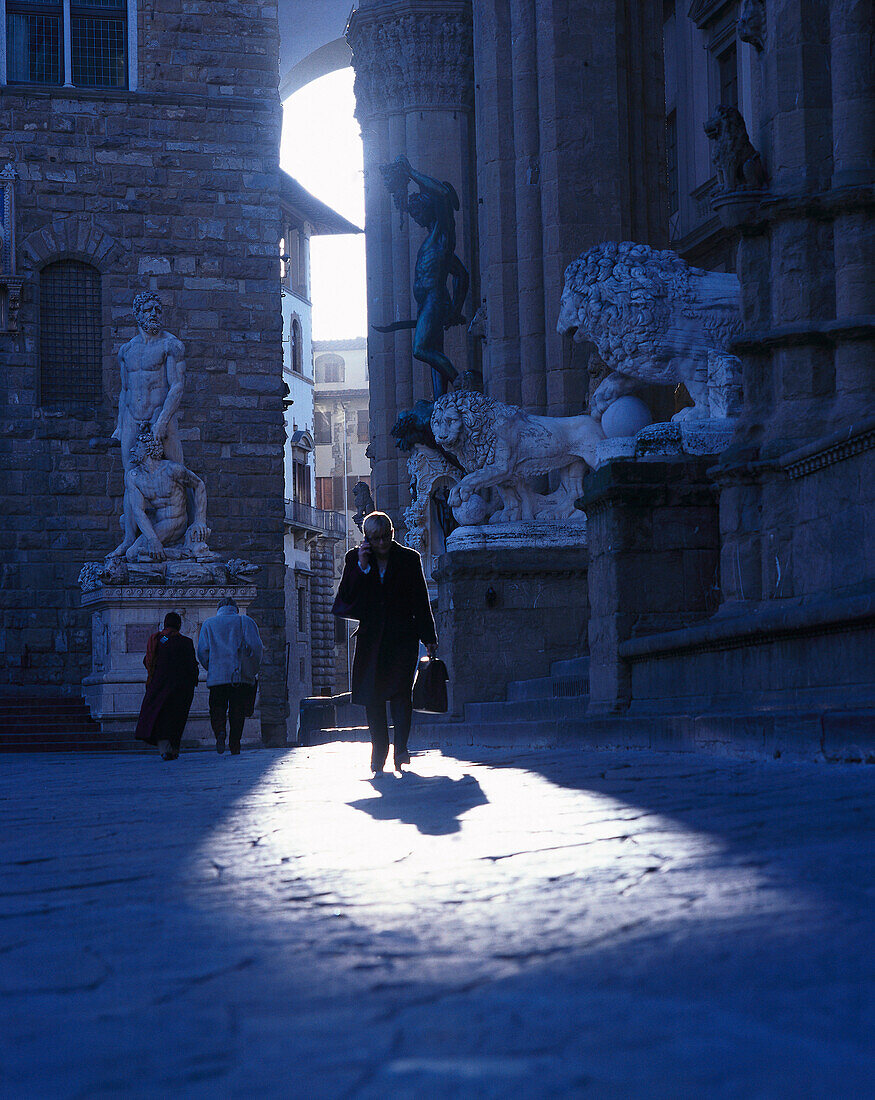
[601,395,653,438]
[452,492,490,526]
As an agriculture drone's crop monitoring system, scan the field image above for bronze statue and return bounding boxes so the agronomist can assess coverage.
[375,155,469,400]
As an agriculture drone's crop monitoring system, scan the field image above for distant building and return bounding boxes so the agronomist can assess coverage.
[312,337,370,693]
[278,174,360,708]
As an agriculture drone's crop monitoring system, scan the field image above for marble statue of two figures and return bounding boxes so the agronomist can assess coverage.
[79,293,254,590]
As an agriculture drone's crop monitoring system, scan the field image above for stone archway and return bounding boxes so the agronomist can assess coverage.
[280,38,352,100]
[277,0,354,100]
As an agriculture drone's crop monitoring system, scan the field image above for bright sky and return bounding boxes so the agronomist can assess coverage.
[281,68,367,341]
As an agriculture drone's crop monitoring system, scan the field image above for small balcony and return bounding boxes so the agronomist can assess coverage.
[284,499,346,540]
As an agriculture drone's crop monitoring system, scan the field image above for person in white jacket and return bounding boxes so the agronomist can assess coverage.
[197,598,263,754]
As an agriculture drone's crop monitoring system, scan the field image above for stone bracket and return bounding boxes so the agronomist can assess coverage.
[0,275,24,332]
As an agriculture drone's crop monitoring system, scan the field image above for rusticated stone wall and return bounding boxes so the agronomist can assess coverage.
[0,3,289,742]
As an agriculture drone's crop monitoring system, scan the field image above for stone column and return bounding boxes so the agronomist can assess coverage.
[347,0,476,532]
[829,0,875,424]
[473,0,668,416]
[757,0,835,452]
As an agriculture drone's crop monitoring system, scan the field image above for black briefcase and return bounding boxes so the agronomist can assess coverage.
[412,657,449,714]
[241,679,258,718]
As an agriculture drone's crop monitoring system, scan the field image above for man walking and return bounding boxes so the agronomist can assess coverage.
[197,598,263,755]
[332,511,437,774]
[135,611,199,761]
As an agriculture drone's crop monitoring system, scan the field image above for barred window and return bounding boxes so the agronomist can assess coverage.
[72,0,127,88]
[39,260,103,407]
[6,0,128,88]
[6,2,62,84]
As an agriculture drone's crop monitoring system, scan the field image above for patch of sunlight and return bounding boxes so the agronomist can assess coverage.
[183,747,798,953]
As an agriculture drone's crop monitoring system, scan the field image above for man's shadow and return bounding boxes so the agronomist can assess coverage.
[349,772,488,835]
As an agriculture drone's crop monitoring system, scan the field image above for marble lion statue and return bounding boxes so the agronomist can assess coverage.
[703,104,768,192]
[430,389,604,524]
[557,240,743,421]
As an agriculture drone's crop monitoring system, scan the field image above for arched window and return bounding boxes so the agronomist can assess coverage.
[39,260,102,407]
[315,353,345,384]
[291,317,303,374]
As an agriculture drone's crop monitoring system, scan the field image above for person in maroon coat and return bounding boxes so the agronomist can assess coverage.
[333,511,437,773]
[135,612,199,760]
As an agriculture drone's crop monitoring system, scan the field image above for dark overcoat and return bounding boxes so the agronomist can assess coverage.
[333,542,437,707]
[135,630,199,749]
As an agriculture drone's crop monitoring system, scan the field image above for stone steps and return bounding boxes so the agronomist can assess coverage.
[506,657,590,702]
[464,697,588,723]
[304,726,370,746]
[448,654,589,738]
[0,694,118,752]
[297,656,593,751]
[356,655,593,749]
[0,736,147,753]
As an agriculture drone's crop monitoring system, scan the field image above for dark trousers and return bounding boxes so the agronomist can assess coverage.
[365,692,413,769]
[209,683,248,749]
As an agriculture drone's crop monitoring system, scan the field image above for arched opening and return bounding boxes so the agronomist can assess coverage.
[282,65,367,697]
[279,37,351,100]
[277,0,354,98]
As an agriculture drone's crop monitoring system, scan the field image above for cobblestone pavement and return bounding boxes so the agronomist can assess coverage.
[1,743,874,1098]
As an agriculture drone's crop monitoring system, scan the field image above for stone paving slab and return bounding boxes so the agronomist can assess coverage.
[0,744,874,1097]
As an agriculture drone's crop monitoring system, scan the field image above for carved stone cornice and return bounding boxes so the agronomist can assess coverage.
[346,1,473,119]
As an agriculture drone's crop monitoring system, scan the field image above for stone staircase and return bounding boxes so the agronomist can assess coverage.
[415,656,591,748]
[0,696,145,752]
[301,657,592,749]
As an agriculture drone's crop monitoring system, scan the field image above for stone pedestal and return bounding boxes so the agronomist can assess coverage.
[578,458,720,715]
[81,582,258,746]
[433,533,589,716]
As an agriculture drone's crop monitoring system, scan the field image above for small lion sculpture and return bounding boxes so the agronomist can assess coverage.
[430,390,604,525]
[703,104,768,192]
[557,240,743,421]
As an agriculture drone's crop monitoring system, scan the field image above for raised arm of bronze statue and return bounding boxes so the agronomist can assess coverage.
[375,155,470,401]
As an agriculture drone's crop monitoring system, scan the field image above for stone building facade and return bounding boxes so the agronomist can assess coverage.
[0,3,289,742]
[345,0,874,754]
[279,174,357,721]
[2,0,872,755]
[312,336,371,693]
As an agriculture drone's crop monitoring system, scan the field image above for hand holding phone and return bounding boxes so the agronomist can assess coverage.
[357,538,372,569]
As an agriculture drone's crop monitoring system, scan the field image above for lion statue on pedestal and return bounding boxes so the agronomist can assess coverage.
[430,390,604,525]
[703,104,768,192]
[557,240,743,421]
